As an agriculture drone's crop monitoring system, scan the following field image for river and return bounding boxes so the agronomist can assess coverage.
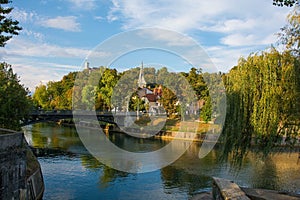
[23,123,300,200]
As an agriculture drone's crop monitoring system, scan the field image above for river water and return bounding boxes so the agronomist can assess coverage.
[23,123,300,200]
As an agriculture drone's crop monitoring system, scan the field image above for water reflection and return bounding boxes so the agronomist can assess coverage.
[24,123,82,150]
[23,123,300,199]
[99,165,129,189]
[80,154,102,170]
[79,154,129,189]
[161,165,211,195]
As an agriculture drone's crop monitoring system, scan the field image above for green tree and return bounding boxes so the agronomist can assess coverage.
[222,49,300,165]
[98,68,120,111]
[33,72,77,110]
[0,0,22,47]
[200,96,212,123]
[0,62,31,130]
[82,85,97,110]
[33,84,50,109]
[278,6,300,56]
[60,72,77,109]
[159,86,178,117]
[184,67,207,99]
[128,93,146,111]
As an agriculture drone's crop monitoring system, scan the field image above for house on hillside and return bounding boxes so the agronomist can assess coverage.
[136,63,164,115]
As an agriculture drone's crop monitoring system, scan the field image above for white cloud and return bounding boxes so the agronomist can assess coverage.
[107,0,291,72]
[221,34,258,46]
[11,61,80,92]
[2,37,111,59]
[108,0,290,47]
[2,38,83,58]
[41,16,81,32]
[202,19,257,33]
[21,29,44,41]
[220,32,279,47]
[108,0,240,31]
[10,8,38,23]
[1,37,111,91]
[67,0,97,10]
[205,45,261,72]
[10,9,81,33]
[94,16,104,22]
[137,29,194,47]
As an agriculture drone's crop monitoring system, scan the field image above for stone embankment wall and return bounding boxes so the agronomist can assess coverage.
[0,132,26,199]
[0,129,44,200]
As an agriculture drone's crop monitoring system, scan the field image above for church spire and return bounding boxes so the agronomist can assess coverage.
[138,62,146,88]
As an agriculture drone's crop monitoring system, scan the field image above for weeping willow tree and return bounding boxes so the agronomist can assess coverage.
[222,48,300,165]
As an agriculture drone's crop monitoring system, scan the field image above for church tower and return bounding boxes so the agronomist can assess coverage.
[84,60,90,70]
[138,62,147,88]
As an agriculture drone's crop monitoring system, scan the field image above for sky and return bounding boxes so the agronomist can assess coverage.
[0,0,293,92]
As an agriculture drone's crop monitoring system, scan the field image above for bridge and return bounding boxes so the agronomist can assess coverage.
[22,110,140,126]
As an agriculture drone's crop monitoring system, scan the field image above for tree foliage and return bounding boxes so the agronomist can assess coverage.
[35,66,212,123]
[0,0,22,47]
[221,48,300,164]
[33,72,77,110]
[278,6,300,56]
[0,62,31,130]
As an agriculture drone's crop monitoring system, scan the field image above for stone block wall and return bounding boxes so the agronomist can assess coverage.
[0,132,27,200]
[0,131,44,200]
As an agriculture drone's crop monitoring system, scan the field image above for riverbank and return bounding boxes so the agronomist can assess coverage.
[58,120,300,148]
[58,118,222,142]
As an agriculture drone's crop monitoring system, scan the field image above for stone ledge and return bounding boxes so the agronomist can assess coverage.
[0,132,23,151]
[212,177,250,200]
[192,178,300,200]
[242,188,300,200]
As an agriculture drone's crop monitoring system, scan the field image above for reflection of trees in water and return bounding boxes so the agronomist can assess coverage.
[107,131,168,152]
[99,166,129,189]
[27,123,299,193]
[161,165,211,195]
[250,155,279,190]
[79,154,129,189]
[170,143,226,173]
[28,123,81,150]
[160,143,221,194]
[80,154,103,170]
[249,152,300,192]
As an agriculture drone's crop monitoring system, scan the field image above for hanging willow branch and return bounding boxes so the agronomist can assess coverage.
[221,48,300,166]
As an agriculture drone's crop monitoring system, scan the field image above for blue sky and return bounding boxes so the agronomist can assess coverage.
[0,0,292,91]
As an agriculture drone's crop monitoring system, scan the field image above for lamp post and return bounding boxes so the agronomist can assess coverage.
[136,96,140,120]
[138,97,141,120]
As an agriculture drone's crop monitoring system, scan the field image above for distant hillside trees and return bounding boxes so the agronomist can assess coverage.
[33,66,213,121]
[33,72,77,110]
